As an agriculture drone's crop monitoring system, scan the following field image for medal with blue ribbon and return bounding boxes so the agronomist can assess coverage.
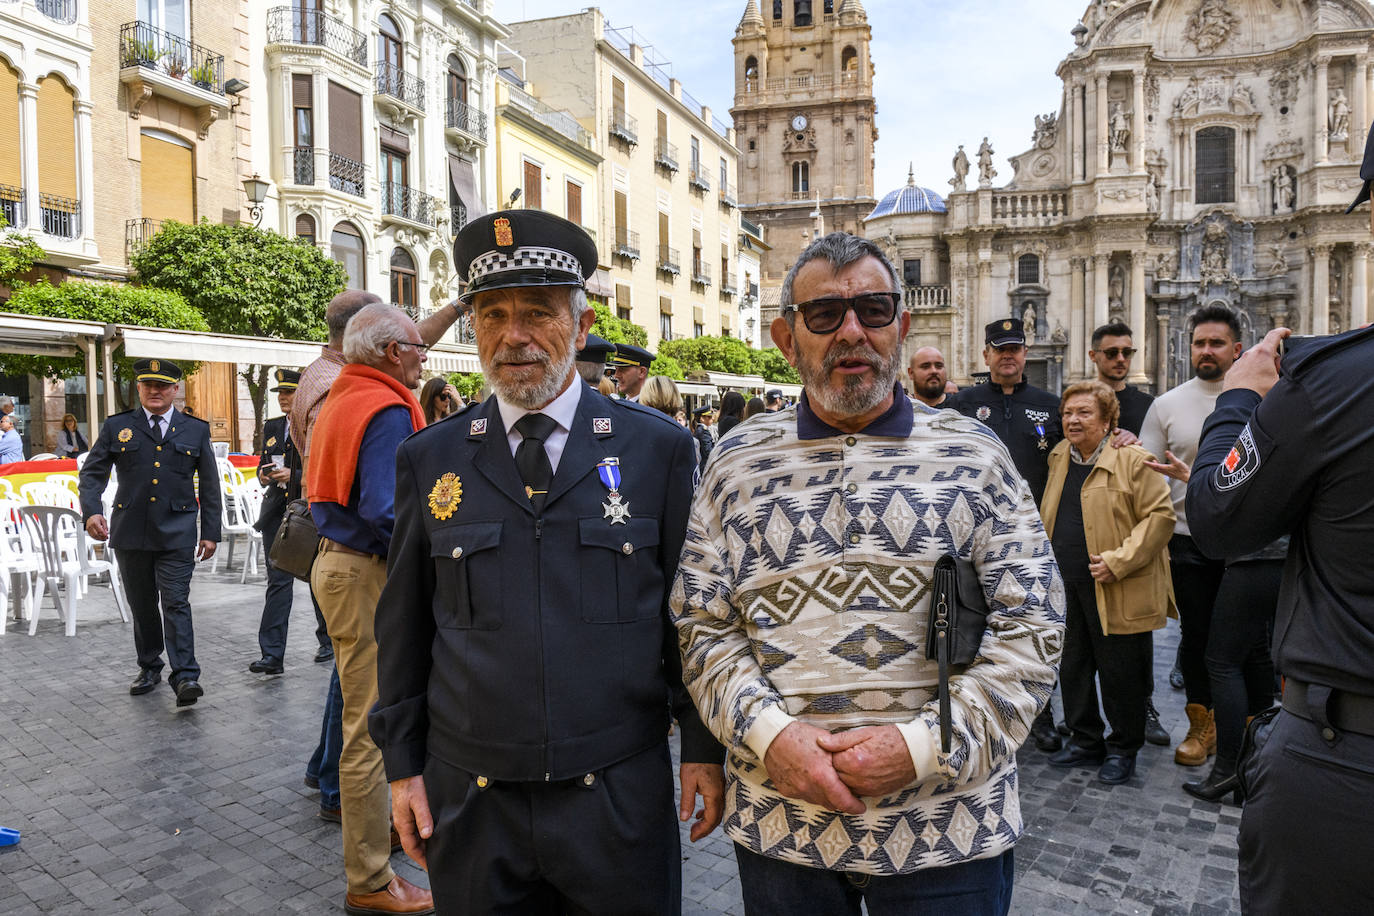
[598,457,631,525]
[1035,422,1048,451]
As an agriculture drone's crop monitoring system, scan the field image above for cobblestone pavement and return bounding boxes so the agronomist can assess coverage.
[0,563,1242,915]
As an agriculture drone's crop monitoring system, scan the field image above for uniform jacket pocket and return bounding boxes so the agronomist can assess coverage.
[430,521,503,630]
[579,517,662,623]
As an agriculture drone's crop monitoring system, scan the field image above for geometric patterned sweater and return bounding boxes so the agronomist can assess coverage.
[670,398,1065,875]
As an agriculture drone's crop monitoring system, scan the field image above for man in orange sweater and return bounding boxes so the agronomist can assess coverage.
[305,302,432,916]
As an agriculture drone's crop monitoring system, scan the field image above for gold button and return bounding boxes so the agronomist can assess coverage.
[846,482,858,495]
[156,445,162,451]
[845,436,857,447]
[150,496,157,502]
[583,773,595,786]
[152,478,158,485]
[475,776,489,788]
[451,547,463,559]
[622,542,633,555]
[848,532,859,544]
[153,461,160,467]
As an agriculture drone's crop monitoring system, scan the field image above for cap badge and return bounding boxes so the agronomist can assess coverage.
[598,457,631,525]
[428,472,462,521]
[470,418,487,436]
[493,217,513,247]
[265,436,277,448]
[593,417,612,434]
[118,427,133,443]
[1001,321,1012,331]
[150,359,160,372]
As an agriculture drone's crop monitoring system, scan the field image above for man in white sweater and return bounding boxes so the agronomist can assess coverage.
[1139,304,1242,769]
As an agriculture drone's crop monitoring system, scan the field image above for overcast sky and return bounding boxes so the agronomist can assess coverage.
[504,0,1091,201]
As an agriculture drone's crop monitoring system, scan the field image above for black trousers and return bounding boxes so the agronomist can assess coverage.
[116,546,198,684]
[1205,560,1282,768]
[1239,709,1374,915]
[1168,535,1226,707]
[1060,579,1153,756]
[256,506,328,662]
[424,742,680,915]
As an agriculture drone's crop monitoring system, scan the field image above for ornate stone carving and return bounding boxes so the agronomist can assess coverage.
[196,106,217,139]
[1051,324,1068,344]
[1265,243,1288,277]
[1271,164,1296,213]
[782,124,817,152]
[1023,303,1037,344]
[1099,187,1141,202]
[1329,88,1351,141]
[977,137,997,187]
[1156,251,1177,281]
[1184,0,1238,55]
[1269,66,1300,112]
[1201,221,1234,288]
[1032,112,1058,150]
[1109,263,1125,317]
[1108,102,1130,153]
[1144,73,1160,113]
[127,80,154,119]
[1263,138,1303,163]
[950,145,969,190]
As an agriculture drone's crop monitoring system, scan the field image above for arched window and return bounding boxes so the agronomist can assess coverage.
[447,54,467,108]
[331,221,366,290]
[1196,126,1235,204]
[1017,254,1040,286]
[36,75,78,238]
[841,46,858,72]
[295,213,316,246]
[390,247,417,308]
[1,58,24,228]
[744,55,758,92]
[378,14,403,88]
[792,161,809,195]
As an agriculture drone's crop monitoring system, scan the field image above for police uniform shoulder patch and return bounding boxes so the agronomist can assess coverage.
[117,428,133,443]
[1215,423,1261,491]
[428,472,462,520]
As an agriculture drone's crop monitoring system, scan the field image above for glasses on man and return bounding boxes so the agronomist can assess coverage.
[394,340,430,353]
[1099,347,1137,360]
[783,292,901,335]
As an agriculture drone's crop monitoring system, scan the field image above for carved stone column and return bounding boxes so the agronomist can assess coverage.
[1315,57,1330,165]
[1070,256,1086,379]
[1356,55,1369,153]
[1156,312,1170,391]
[1132,70,1146,174]
[1068,82,1080,183]
[1096,74,1110,176]
[1129,251,1148,383]
[19,82,39,232]
[976,257,994,337]
[1352,242,1369,328]
[75,100,94,250]
[1311,244,1332,334]
[1093,254,1110,335]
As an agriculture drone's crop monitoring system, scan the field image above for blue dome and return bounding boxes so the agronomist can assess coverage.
[866,166,946,219]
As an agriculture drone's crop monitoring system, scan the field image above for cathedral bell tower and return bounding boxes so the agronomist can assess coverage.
[731,0,878,283]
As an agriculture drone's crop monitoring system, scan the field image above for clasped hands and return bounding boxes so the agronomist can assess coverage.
[763,721,916,815]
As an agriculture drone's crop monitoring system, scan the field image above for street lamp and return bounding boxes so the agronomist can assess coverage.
[242,173,270,227]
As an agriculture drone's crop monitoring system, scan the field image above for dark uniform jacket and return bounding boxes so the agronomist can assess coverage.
[255,415,302,525]
[945,379,1063,503]
[1187,326,1374,698]
[369,385,723,782]
[78,407,222,551]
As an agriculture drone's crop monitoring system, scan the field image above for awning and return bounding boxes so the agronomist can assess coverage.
[772,382,802,397]
[0,312,106,357]
[691,371,768,390]
[675,382,718,397]
[120,326,324,367]
[586,268,612,298]
[449,155,485,221]
[425,346,483,374]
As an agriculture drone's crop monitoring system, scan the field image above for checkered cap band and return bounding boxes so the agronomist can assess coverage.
[468,246,584,285]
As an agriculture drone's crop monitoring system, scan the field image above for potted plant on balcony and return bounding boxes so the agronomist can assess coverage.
[164,53,190,81]
[124,36,163,69]
[190,62,216,91]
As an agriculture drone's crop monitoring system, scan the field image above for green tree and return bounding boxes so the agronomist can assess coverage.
[130,220,347,449]
[751,346,801,384]
[1,281,208,406]
[0,213,45,289]
[447,371,486,402]
[657,335,755,376]
[589,302,648,347]
[648,354,684,381]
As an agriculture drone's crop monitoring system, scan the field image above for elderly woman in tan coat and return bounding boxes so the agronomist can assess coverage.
[1041,380,1176,785]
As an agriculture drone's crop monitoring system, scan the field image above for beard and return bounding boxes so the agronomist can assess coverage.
[914,375,946,400]
[1194,360,1224,381]
[483,333,577,410]
[796,340,901,418]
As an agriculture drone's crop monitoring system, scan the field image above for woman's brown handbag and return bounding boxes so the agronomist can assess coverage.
[268,498,320,582]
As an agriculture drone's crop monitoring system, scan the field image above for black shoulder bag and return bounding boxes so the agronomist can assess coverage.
[925,555,991,753]
[268,498,320,582]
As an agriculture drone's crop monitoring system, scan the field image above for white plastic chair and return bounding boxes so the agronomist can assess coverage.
[0,479,14,500]
[212,442,231,461]
[237,484,266,583]
[213,475,261,576]
[28,453,58,461]
[0,499,42,633]
[19,482,80,512]
[17,505,129,636]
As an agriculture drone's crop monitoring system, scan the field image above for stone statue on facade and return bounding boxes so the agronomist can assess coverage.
[1329,89,1351,141]
[1108,102,1130,153]
[1156,251,1177,281]
[1201,221,1232,287]
[1184,0,1238,55]
[1266,243,1288,277]
[1022,303,1037,345]
[1108,264,1126,319]
[1145,172,1160,211]
[1272,164,1295,213]
[977,137,997,187]
[950,145,969,190]
[1033,112,1058,150]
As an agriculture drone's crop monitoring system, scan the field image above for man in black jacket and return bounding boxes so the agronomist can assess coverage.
[370,210,724,914]
[79,358,220,706]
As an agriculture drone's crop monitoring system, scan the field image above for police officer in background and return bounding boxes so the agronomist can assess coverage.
[79,358,220,706]
[946,317,1065,751]
[1186,324,1374,914]
[609,343,654,401]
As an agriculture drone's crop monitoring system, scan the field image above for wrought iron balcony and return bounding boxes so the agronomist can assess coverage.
[654,139,678,173]
[0,185,24,229]
[125,217,163,257]
[293,146,315,185]
[613,227,640,261]
[445,98,488,142]
[657,245,681,276]
[609,111,638,146]
[451,203,468,233]
[328,152,365,197]
[40,193,79,239]
[688,165,711,193]
[691,262,711,287]
[721,272,739,297]
[266,7,367,68]
[381,181,438,227]
[376,62,424,109]
[719,183,737,208]
[35,0,76,25]
[120,21,224,95]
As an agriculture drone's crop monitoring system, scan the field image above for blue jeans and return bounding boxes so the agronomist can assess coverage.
[733,843,1013,916]
[305,665,343,809]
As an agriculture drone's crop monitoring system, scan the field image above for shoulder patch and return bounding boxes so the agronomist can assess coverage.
[1214,423,1261,491]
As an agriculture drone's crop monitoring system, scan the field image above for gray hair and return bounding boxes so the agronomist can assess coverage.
[569,286,589,321]
[779,232,900,327]
[342,302,416,366]
[325,290,383,345]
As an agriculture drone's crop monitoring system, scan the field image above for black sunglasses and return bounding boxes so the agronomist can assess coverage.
[783,292,901,335]
[1099,347,1137,360]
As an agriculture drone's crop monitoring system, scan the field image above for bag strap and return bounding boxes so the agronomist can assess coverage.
[933,567,953,754]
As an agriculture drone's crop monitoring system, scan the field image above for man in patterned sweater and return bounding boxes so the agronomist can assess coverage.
[671,233,1064,913]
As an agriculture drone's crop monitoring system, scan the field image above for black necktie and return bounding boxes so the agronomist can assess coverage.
[150,413,164,442]
[514,413,557,513]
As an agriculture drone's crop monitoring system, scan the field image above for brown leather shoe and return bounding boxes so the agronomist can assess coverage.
[1175,703,1216,766]
[344,875,434,915]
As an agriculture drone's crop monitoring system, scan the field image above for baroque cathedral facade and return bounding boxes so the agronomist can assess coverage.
[739,0,1374,391]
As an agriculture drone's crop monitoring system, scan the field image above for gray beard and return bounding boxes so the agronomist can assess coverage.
[484,337,577,410]
[797,342,901,418]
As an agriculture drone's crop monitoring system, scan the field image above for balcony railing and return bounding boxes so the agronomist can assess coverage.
[719,184,737,208]
[789,190,812,201]
[609,111,638,146]
[382,181,438,227]
[657,245,681,275]
[691,262,711,286]
[502,86,590,149]
[376,62,424,109]
[328,152,365,197]
[0,185,24,229]
[451,203,468,233]
[613,227,640,260]
[990,191,1070,226]
[654,139,678,173]
[40,193,79,239]
[293,146,315,185]
[905,285,952,310]
[445,98,488,142]
[688,165,711,193]
[125,217,163,256]
[266,7,367,68]
[721,272,738,297]
[120,21,225,95]
[35,0,76,25]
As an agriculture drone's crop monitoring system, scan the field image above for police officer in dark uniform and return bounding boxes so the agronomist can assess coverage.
[79,358,220,706]
[608,343,654,401]
[248,369,332,674]
[574,333,617,387]
[369,210,724,914]
[946,318,1065,750]
[1186,325,1374,915]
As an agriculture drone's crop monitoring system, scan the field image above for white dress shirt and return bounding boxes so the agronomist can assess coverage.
[496,379,583,475]
[142,405,174,430]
